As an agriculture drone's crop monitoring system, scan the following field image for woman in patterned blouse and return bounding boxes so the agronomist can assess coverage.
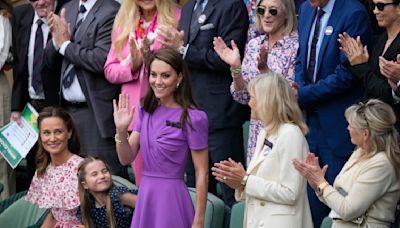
[214,0,299,164]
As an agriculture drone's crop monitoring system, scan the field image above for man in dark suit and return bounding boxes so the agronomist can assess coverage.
[11,0,69,185]
[293,0,371,226]
[44,0,127,178]
[159,0,250,207]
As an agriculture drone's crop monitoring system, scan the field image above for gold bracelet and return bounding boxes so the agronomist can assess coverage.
[115,133,129,144]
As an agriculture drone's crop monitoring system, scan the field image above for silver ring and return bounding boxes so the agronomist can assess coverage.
[348,51,353,56]
[223,176,227,181]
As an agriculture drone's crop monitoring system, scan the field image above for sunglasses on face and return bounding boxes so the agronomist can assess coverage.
[369,2,397,11]
[257,6,278,16]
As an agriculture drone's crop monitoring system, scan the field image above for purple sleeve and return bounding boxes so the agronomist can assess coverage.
[186,110,208,150]
[133,106,143,133]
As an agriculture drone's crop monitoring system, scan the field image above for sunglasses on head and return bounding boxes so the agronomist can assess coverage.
[257,6,278,16]
[369,2,397,11]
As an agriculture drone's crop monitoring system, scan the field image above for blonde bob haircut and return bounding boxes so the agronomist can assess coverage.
[345,99,400,176]
[112,0,178,60]
[254,0,297,35]
[247,72,308,136]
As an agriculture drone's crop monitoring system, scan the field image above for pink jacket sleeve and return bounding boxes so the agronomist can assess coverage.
[104,29,141,84]
[104,7,181,84]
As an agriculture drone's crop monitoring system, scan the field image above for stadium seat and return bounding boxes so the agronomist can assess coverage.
[321,216,332,228]
[229,201,245,228]
[0,176,135,228]
[189,187,225,228]
[0,192,48,228]
[112,175,137,190]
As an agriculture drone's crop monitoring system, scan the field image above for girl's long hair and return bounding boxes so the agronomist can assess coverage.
[77,157,116,228]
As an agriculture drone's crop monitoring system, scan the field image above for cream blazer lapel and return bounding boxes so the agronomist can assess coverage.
[247,129,267,173]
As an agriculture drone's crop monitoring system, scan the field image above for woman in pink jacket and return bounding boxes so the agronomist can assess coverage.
[104,0,180,186]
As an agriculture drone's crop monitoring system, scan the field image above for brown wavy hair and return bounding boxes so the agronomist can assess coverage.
[36,107,80,177]
[78,157,116,228]
[142,48,199,126]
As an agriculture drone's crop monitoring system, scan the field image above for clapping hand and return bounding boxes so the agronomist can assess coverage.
[113,94,135,132]
[292,153,328,190]
[129,36,143,71]
[140,35,152,66]
[291,81,298,98]
[257,43,269,73]
[48,8,71,48]
[213,37,242,68]
[211,158,246,190]
[157,25,184,50]
[379,54,400,89]
[338,32,369,66]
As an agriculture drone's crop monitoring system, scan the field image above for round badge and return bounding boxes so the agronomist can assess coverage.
[198,14,206,24]
[325,26,333,36]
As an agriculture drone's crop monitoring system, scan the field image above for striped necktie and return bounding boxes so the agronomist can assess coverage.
[306,9,325,84]
[32,19,44,93]
[63,4,87,89]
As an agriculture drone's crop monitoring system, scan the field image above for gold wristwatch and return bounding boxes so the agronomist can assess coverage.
[316,181,329,196]
[241,174,249,186]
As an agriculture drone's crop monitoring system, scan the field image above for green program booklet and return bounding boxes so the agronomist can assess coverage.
[0,103,39,168]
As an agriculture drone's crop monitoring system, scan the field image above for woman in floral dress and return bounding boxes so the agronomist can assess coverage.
[26,107,83,227]
[214,0,299,164]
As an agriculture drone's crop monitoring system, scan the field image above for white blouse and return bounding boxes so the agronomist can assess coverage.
[0,14,11,69]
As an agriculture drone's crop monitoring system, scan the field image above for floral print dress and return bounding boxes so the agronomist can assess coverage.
[26,154,83,228]
[231,32,298,164]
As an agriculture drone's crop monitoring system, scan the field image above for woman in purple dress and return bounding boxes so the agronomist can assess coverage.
[113,48,208,228]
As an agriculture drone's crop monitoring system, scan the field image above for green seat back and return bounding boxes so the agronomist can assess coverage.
[0,195,48,228]
[321,216,333,228]
[229,201,245,228]
[112,175,137,190]
[189,187,225,228]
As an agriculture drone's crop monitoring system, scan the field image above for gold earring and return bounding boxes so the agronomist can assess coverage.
[176,83,180,88]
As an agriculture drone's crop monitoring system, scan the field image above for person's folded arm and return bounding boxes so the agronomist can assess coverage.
[345,61,394,105]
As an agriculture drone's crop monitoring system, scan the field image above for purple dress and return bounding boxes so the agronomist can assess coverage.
[131,106,208,228]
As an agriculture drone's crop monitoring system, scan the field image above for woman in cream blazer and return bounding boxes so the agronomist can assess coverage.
[212,73,313,228]
[293,99,400,228]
